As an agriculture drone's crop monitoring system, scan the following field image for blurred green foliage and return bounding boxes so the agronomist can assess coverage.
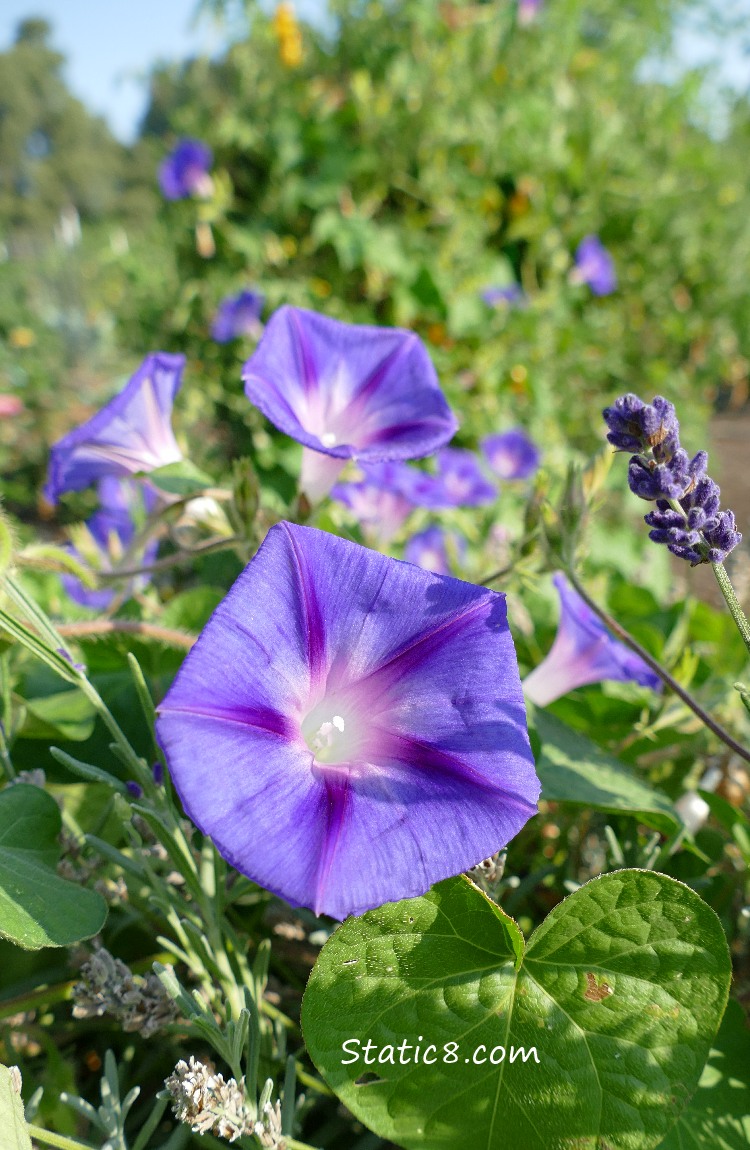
[3,0,750,513]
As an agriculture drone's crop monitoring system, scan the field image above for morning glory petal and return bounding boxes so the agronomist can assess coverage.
[523,573,662,705]
[45,353,185,504]
[242,306,458,500]
[482,428,541,480]
[156,522,539,919]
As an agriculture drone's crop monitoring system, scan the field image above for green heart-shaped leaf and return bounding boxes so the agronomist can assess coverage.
[657,998,750,1149]
[0,784,107,949]
[302,870,730,1150]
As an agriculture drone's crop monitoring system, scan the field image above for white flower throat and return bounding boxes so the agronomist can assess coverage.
[302,703,362,765]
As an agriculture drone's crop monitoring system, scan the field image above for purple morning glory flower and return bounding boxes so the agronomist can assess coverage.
[241,306,459,502]
[155,523,539,920]
[480,284,526,308]
[518,0,544,25]
[331,461,419,543]
[158,138,214,200]
[404,526,465,576]
[411,448,497,509]
[522,573,662,707]
[482,429,541,480]
[45,353,185,504]
[211,290,265,344]
[573,235,617,296]
[62,478,158,609]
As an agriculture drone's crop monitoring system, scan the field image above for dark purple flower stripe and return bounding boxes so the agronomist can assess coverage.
[603,393,742,565]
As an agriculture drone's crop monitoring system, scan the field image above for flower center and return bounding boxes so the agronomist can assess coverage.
[301,702,363,765]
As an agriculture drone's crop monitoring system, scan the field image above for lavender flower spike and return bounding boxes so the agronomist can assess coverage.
[242,306,458,502]
[572,235,617,296]
[523,573,662,707]
[211,290,265,343]
[603,393,742,565]
[159,139,213,201]
[45,353,185,504]
[482,428,540,480]
[156,523,539,920]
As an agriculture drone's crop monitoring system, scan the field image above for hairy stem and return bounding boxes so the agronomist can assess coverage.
[712,561,750,657]
[98,535,241,580]
[566,570,750,765]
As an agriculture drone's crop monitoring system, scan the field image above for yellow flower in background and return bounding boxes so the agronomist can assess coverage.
[274,2,303,68]
[8,326,35,349]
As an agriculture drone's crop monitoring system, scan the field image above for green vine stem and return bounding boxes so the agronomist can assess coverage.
[712,561,750,656]
[27,1127,94,1150]
[565,569,750,766]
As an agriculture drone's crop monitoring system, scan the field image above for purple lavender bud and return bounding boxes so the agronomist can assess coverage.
[152,761,165,785]
[703,511,743,564]
[159,139,213,200]
[605,391,742,566]
[126,781,143,799]
[602,394,678,455]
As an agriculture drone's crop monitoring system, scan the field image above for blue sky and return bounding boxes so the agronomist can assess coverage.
[0,0,325,142]
[0,1,746,144]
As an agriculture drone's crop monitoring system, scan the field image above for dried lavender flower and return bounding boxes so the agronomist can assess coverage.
[72,948,177,1037]
[165,1057,259,1143]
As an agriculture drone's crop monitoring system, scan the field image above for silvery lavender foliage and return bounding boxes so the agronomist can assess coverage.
[602,394,742,565]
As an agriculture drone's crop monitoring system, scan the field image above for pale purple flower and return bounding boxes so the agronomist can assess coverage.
[518,0,544,26]
[211,290,265,343]
[411,448,497,509]
[241,306,458,502]
[62,478,158,609]
[159,139,214,200]
[480,284,526,308]
[45,353,185,504]
[482,429,541,480]
[522,573,662,706]
[572,235,617,296]
[404,527,465,576]
[331,461,418,543]
[156,522,539,920]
